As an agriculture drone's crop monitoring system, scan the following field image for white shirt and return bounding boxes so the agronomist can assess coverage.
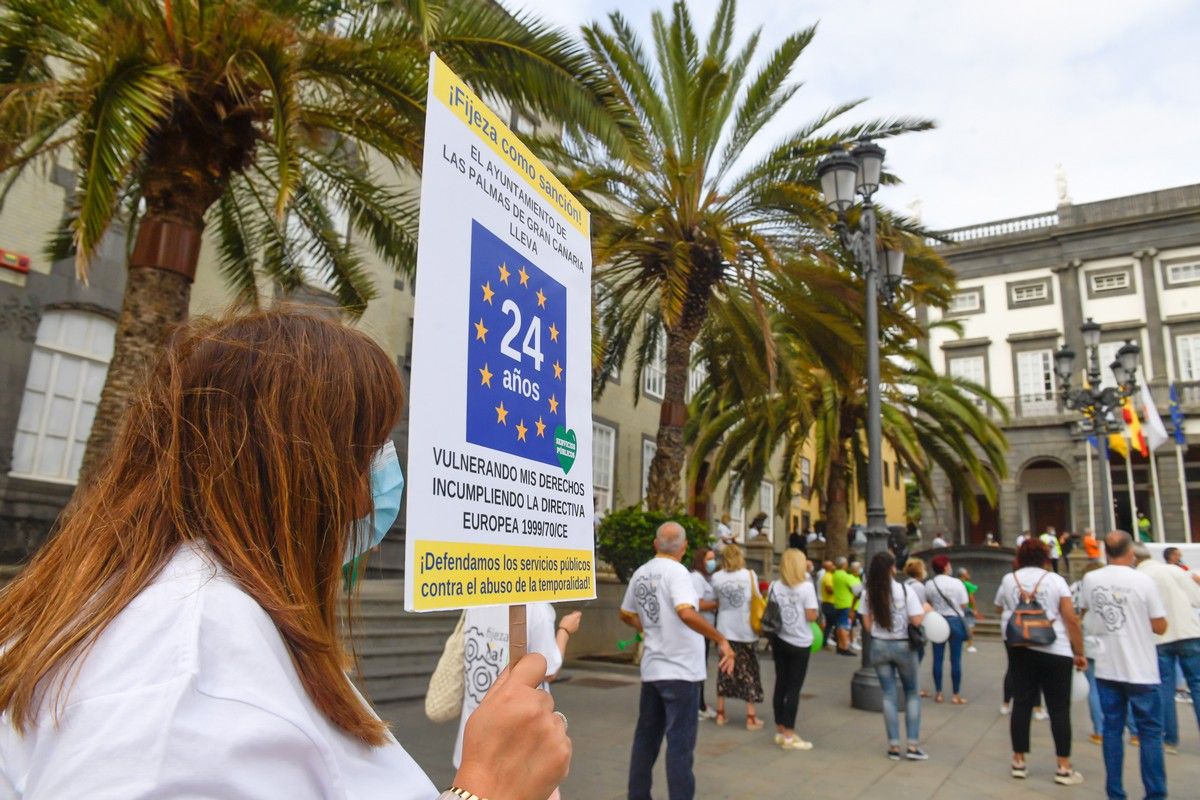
[1138,559,1200,644]
[453,603,560,768]
[1079,565,1167,684]
[714,523,734,552]
[0,544,438,799]
[1016,534,1028,547]
[689,570,716,626]
[903,577,928,607]
[865,580,924,640]
[621,557,705,682]
[926,575,969,619]
[1041,533,1062,559]
[994,567,1073,658]
[931,536,948,548]
[768,580,818,648]
[710,568,759,643]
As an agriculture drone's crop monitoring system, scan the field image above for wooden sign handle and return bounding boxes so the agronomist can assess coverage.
[509,603,527,663]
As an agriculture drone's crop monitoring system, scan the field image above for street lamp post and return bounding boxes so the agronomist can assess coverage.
[818,142,906,712]
[1053,319,1141,532]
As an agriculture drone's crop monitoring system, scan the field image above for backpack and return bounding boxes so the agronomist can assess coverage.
[1005,571,1057,648]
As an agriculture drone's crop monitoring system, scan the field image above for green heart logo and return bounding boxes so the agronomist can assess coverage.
[554,426,577,474]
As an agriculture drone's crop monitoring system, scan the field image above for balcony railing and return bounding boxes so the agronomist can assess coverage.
[932,211,1060,246]
[1178,381,1200,408]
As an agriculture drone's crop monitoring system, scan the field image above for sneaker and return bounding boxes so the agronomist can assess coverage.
[1165,743,1179,755]
[773,733,784,745]
[1010,763,1027,779]
[1176,691,1192,704]
[780,736,813,751]
[1130,735,1140,747]
[1054,769,1084,786]
[887,748,902,761]
[836,648,857,657]
[699,708,717,721]
[1034,709,1049,721]
[1000,703,1011,716]
[905,747,929,761]
[967,645,978,653]
[1089,733,1103,745]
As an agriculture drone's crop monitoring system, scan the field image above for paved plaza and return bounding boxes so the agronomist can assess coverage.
[383,638,1200,799]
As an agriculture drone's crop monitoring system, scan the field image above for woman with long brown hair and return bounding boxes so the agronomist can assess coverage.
[0,311,568,799]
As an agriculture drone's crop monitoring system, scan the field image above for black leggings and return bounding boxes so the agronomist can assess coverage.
[1008,646,1073,757]
[770,636,812,730]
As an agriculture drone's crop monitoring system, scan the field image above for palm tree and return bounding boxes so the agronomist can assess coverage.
[572,0,933,511]
[0,0,626,480]
[689,245,1009,560]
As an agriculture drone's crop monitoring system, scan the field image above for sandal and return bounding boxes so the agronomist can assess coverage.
[934,693,944,703]
[746,714,765,731]
[952,696,967,705]
[715,710,726,726]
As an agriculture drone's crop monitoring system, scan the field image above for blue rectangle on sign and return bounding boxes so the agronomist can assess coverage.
[465,220,567,468]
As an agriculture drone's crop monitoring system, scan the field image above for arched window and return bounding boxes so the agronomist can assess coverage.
[10,310,116,483]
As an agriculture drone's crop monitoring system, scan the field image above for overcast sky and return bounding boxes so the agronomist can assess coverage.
[514,0,1200,230]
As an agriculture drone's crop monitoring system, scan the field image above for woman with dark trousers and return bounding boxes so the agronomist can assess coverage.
[994,538,1087,785]
[767,549,820,750]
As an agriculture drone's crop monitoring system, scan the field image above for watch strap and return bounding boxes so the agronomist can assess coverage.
[442,787,487,800]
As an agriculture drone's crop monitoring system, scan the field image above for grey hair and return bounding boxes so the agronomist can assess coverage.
[956,567,969,578]
[654,522,687,555]
[1131,541,1152,563]
[834,556,848,568]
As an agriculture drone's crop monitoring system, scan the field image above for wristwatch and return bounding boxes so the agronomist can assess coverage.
[438,788,487,800]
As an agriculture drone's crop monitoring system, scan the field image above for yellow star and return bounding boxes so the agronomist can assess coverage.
[535,417,546,437]
[481,281,495,305]
[548,394,559,415]
[479,363,494,387]
[552,360,563,380]
[498,263,511,284]
[548,322,559,342]
[495,401,508,425]
[518,266,530,287]
[516,419,528,442]
[474,318,488,342]
[536,288,547,308]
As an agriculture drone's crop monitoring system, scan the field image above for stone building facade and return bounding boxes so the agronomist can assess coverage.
[920,184,1200,544]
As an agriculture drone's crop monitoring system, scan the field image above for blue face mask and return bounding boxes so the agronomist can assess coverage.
[705,559,717,574]
[345,440,404,565]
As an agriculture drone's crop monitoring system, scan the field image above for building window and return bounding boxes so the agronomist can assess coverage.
[1016,349,1057,415]
[758,481,775,541]
[1011,282,1047,304]
[592,422,616,515]
[11,310,117,484]
[883,461,890,488]
[1090,272,1129,293]
[1166,260,1200,286]
[641,438,657,501]
[729,483,745,541]
[947,354,986,386]
[1096,340,1124,388]
[799,456,812,497]
[642,322,666,400]
[895,461,902,490]
[686,341,707,401]
[948,289,982,314]
[1178,333,1200,382]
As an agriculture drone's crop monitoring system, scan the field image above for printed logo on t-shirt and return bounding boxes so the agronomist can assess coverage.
[633,574,661,624]
[778,593,801,626]
[1089,587,1129,633]
[464,625,505,704]
[716,581,747,609]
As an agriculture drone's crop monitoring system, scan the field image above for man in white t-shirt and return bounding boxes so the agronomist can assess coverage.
[620,523,735,800]
[931,533,948,549]
[1079,531,1168,800]
[714,513,735,553]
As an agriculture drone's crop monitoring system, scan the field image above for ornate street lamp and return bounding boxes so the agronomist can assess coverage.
[817,141,906,712]
[1054,319,1141,530]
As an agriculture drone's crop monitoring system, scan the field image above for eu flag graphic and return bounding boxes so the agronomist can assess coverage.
[466,219,567,468]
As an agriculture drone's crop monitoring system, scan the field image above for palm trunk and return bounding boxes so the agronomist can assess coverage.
[824,451,851,561]
[77,213,202,484]
[646,326,697,512]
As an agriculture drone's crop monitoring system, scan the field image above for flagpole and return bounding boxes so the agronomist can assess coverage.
[1123,439,1138,532]
[1085,439,1096,533]
[1149,451,1165,543]
[1100,435,1115,532]
[1180,442,1193,544]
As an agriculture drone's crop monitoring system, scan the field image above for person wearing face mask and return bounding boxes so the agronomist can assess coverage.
[0,311,570,800]
[690,548,720,720]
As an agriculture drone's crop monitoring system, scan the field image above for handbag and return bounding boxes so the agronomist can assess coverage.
[902,583,927,652]
[749,572,767,635]
[760,584,783,636]
[424,613,465,723]
[1005,571,1057,648]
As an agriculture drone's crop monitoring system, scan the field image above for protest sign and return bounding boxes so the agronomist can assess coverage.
[404,54,595,613]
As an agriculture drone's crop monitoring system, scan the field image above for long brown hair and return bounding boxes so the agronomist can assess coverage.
[0,310,402,744]
[866,551,898,632]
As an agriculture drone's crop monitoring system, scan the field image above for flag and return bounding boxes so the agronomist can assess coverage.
[1109,428,1129,459]
[1169,384,1187,446]
[1139,383,1169,452]
[1122,397,1148,457]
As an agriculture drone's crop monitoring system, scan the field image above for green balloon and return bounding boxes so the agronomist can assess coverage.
[810,620,824,652]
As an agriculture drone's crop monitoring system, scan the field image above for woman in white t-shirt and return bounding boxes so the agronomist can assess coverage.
[690,548,720,719]
[710,544,765,729]
[0,313,569,800]
[766,549,819,751]
[993,538,1086,785]
[926,555,970,705]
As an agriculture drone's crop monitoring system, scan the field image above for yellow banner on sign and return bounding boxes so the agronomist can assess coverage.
[430,53,589,237]
[409,540,595,611]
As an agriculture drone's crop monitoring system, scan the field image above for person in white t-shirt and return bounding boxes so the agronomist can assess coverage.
[994,537,1086,785]
[620,523,734,800]
[926,555,970,705]
[860,550,927,761]
[766,549,819,751]
[714,513,735,553]
[1079,532,1168,800]
[689,547,720,720]
[710,543,766,729]
[931,533,949,549]
[0,312,569,800]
